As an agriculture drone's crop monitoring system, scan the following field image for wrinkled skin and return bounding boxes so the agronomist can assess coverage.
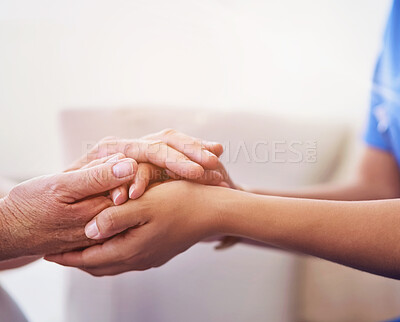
[68,129,224,205]
[0,155,136,260]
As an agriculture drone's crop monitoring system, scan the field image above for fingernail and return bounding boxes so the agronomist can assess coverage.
[219,181,230,188]
[85,220,100,239]
[204,150,217,158]
[129,184,135,198]
[112,159,134,178]
[113,191,122,205]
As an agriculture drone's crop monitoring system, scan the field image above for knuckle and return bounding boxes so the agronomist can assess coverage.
[195,140,204,149]
[204,151,219,165]
[98,210,117,234]
[147,139,164,148]
[100,136,118,144]
[45,175,71,201]
[160,128,177,138]
[175,152,189,162]
[47,177,66,193]
[183,140,202,153]
[86,167,107,188]
[146,140,166,156]
[122,141,138,157]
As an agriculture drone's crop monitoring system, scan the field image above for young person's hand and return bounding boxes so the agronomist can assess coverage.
[0,154,137,260]
[121,159,236,203]
[45,181,226,275]
[116,161,225,202]
[213,161,237,189]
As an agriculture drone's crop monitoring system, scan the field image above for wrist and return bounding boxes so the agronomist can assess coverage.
[0,196,21,260]
[210,187,275,242]
[203,186,248,236]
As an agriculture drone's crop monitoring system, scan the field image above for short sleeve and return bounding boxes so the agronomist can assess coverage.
[363,0,399,152]
[364,98,391,151]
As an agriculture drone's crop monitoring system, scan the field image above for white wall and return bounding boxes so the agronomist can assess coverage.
[0,1,393,322]
[0,0,392,179]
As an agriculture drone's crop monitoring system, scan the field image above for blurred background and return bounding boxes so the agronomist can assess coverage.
[0,0,396,321]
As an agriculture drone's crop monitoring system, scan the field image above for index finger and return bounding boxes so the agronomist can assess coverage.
[45,230,134,268]
[145,129,222,169]
[68,138,205,180]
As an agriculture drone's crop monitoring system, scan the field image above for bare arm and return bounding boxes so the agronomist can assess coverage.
[247,146,400,201]
[217,188,400,279]
[45,180,400,279]
[0,177,37,270]
[219,146,400,249]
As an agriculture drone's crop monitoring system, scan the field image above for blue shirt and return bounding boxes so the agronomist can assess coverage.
[365,0,400,165]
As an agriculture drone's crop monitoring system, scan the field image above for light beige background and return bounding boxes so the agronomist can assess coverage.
[0,1,394,321]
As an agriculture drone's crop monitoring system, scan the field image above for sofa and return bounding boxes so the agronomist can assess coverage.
[58,107,400,322]
[0,106,400,322]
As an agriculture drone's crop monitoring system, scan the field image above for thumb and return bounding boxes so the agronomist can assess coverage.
[85,199,146,239]
[57,157,137,201]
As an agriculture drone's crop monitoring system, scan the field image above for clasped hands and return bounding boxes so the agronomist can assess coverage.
[0,129,234,276]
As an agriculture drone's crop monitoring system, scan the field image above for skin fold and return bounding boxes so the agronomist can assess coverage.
[0,155,137,260]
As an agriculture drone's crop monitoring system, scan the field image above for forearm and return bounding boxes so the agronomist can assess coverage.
[0,197,19,261]
[215,188,400,279]
[0,179,36,267]
[247,180,390,201]
[0,185,40,268]
[246,147,400,201]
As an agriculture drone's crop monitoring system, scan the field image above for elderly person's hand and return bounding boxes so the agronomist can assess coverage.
[67,129,224,205]
[0,154,137,261]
